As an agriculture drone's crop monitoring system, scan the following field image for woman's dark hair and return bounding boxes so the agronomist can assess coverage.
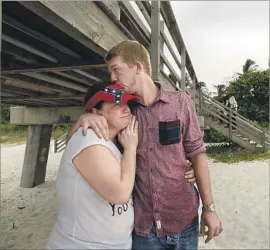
[84,81,109,111]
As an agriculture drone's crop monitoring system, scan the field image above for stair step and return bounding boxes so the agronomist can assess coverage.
[204,116,267,152]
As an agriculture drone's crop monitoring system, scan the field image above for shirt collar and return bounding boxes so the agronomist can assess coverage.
[155,81,171,103]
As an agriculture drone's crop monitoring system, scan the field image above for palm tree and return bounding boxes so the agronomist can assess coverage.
[195,81,210,95]
[213,84,227,103]
[214,84,226,96]
[239,59,258,75]
[196,81,206,90]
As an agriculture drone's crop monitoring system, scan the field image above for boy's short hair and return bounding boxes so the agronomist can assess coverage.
[104,40,152,77]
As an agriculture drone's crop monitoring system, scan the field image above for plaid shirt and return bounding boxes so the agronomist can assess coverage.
[133,85,206,237]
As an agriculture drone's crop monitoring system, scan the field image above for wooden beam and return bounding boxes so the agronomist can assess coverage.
[160,2,198,83]
[2,33,57,63]
[95,1,135,40]
[192,77,196,102]
[141,2,151,18]
[181,46,186,90]
[2,13,81,59]
[99,0,120,20]
[118,2,150,46]
[1,75,78,95]
[0,84,79,106]
[119,2,151,40]
[1,63,107,75]
[150,1,161,80]
[1,77,54,94]
[160,50,181,84]
[1,83,45,96]
[2,36,104,86]
[135,2,151,25]
[160,21,165,71]
[20,125,52,188]
[135,2,182,72]
[1,92,19,98]
[2,42,102,85]
[160,70,178,90]
[10,106,85,125]
[3,94,84,102]
[20,72,87,93]
[52,71,96,86]
[19,1,128,56]
[1,40,50,66]
[2,99,54,107]
[160,30,182,71]
[3,97,66,107]
[72,70,100,82]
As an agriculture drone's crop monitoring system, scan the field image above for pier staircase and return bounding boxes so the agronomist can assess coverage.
[196,91,269,152]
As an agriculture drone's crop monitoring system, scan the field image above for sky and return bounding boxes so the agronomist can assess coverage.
[170,1,269,92]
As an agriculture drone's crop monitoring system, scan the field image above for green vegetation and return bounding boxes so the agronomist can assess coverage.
[204,59,269,143]
[212,59,269,124]
[0,124,27,144]
[0,122,70,145]
[207,144,269,163]
[203,59,269,162]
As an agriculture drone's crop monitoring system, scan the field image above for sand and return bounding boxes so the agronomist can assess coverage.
[1,142,269,249]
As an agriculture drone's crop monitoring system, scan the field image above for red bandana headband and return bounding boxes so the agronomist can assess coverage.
[85,82,139,110]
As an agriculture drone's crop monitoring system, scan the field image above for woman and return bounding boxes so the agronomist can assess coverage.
[46,81,196,249]
[46,81,139,249]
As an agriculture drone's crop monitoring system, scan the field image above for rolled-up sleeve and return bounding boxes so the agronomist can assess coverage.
[181,92,206,158]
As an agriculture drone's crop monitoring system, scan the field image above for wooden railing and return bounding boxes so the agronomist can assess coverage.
[54,132,67,153]
[102,1,199,92]
[197,91,270,149]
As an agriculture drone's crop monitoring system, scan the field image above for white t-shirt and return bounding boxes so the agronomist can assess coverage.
[46,128,134,249]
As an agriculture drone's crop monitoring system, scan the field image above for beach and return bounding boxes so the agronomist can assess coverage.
[1,143,269,249]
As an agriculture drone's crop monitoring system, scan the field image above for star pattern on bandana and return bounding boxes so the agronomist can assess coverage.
[103,87,125,104]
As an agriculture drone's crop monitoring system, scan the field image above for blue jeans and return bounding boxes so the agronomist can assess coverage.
[132,216,199,250]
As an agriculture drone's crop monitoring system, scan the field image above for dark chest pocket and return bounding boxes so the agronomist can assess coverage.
[158,119,181,145]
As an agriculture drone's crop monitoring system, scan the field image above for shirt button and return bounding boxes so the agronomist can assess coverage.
[149,148,153,152]
[149,128,152,132]
[150,168,154,173]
